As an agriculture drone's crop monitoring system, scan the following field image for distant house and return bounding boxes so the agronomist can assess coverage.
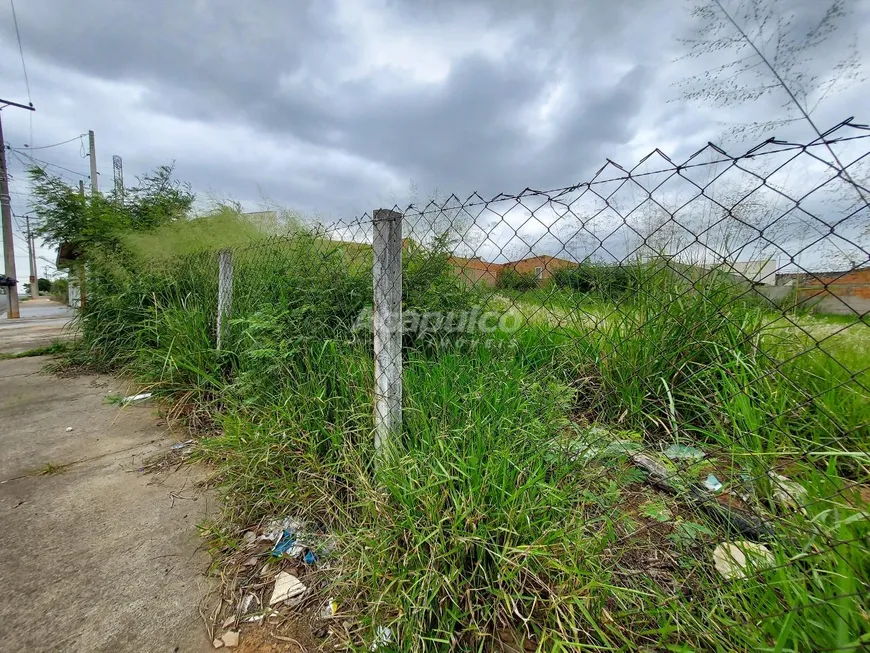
[447,256,503,287]
[772,265,870,315]
[502,255,578,281]
[448,254,578,287]
[725,259,777,285]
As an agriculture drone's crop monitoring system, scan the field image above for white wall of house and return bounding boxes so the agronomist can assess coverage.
[727,260,777,285]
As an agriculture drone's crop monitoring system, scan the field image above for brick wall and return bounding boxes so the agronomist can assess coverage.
[448,257,503,287]
[504,255,578,280]
[774,267,870,315]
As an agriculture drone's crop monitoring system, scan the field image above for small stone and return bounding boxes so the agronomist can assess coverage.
[243,531,257,547]
[221,631,239,648]
[65,427,73,432]
[212,638,223,649]
[242,556,258,567]
[713,541,775,580]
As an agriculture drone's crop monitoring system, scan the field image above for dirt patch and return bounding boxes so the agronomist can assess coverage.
[235,619,322,653]
[204,516,347,653]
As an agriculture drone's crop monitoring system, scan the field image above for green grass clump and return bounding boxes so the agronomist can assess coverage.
[0,341,69,360]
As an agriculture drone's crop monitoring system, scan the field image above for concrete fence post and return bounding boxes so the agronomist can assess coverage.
[217,248,234,350]
[372,208,403,459]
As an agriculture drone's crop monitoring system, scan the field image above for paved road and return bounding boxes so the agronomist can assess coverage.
[0,298,77,354]
[0,356,215,652]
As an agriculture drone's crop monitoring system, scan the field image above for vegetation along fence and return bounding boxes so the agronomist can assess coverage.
[81,120,870,650]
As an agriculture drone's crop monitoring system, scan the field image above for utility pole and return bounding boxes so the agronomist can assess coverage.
[25,215,37,299]
[77,170,87,310]
[0,97,36,319]
[88,130,98,194]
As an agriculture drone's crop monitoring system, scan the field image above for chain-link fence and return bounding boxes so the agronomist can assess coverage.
[145,119,870,648]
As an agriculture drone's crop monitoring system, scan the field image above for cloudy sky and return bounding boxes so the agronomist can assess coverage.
[1,0,869,278]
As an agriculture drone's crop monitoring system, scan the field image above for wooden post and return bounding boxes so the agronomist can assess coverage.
[372,208,403,459]
[217,248,233,349]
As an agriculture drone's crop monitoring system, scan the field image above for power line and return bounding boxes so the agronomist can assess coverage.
[9,0,31,101]
[7,148,88,178]
[14,134,86,151]
[9,0,34,171]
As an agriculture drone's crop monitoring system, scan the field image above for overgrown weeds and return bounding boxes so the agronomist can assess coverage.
[63,227,870,651]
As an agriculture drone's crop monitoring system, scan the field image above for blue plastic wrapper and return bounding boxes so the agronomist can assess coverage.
[272,530,297,557]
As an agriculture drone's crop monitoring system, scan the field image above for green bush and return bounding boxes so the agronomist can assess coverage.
[496,266,539,290]
[551,263,647,298]
[49,277,69,302]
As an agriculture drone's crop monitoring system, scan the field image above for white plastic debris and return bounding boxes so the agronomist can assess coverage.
[262,517,302,542]
[371,626,394,651]
[713,541,775,580]
[65,427,73,432]
[269,571,307,605]
[242,531,257,547]
[122,392,153,404]
[240,593,259,614]
[769,472,808,509]
[171,439,195,450]
[703,474,723,492]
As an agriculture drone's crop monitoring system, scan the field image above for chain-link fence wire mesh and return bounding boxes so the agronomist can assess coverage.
[388,118,870,647]
[119,119,870,647]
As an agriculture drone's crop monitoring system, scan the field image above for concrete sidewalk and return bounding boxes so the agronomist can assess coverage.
[0,298,77,354]
[0,356,215,652]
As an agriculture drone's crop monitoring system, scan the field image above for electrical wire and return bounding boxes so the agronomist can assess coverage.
[9,0,31,101]
[13,134,86,151]
[9,0,35,170]
[8,149,88,178]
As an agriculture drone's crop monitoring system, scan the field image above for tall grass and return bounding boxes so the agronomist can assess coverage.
[68,232,870,651]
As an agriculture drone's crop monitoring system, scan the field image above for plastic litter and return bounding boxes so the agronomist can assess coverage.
[370,626,394,651]
[769,471,808,509]
[303,550,317,565]
[703,474,723,492]
[713,541,774,580]
[269,571,306,605]
[663,443,706,461]
[263,517,302,542]
[272,530,304,557]
[240,593,259,614]
[122,392,152,404]
[171,439,195,450]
